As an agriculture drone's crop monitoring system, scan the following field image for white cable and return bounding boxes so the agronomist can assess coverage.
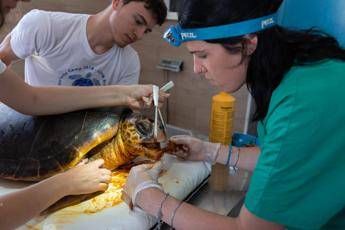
[243,92,252,134]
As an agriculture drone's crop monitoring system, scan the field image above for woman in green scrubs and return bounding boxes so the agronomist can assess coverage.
[123,0,345,229]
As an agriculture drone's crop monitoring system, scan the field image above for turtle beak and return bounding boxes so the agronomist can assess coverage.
[142,130,166,144]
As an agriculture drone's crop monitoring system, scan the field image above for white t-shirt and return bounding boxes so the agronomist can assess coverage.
[10,10,140,86]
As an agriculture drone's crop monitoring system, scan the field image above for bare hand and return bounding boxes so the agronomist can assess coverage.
[126,85,169,110]
[60,159,111,195]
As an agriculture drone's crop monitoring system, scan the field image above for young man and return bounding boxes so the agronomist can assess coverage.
[0,0,167,87]
[0,1,166,229]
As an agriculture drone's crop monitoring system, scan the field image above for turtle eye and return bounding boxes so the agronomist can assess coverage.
[135,120,153,137]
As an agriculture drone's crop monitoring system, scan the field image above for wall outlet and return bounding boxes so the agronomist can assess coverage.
[156,59,183,72]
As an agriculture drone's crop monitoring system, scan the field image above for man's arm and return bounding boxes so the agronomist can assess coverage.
[0,34,21,66]
[0,68,156,115]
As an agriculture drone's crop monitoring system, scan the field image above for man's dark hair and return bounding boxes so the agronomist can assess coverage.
[123,0,167,26]
[179,0,345,121]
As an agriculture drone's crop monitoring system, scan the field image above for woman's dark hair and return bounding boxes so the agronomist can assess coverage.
[123,0,167,26]
[0,1,4,28]
[179,0,345,121]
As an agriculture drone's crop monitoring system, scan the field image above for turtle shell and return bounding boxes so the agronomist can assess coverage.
[0,104,165,181]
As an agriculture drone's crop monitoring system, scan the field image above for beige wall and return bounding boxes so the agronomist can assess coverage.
[1,0,251,137]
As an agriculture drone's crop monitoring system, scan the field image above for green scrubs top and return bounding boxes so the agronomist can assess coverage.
[245,59,345,229]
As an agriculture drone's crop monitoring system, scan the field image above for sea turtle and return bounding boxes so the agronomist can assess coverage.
[0,104,166,181]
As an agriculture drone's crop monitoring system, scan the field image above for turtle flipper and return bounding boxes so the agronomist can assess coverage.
[41,192,102,215]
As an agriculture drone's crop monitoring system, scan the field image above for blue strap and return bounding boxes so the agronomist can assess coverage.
[181,13,277,42]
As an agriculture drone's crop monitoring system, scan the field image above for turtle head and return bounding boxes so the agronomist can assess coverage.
[119,111,166,161]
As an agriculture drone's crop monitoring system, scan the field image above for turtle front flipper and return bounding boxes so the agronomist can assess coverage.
[41,192,102,215]
[88,133,134,170]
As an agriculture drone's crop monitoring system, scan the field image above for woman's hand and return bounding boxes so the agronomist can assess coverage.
[122,162,163,207]
[58,159,111,195]
[168,135,221,164]
[125,85,169,110]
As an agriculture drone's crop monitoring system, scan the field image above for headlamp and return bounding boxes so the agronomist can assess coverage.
[164,1,345,48]
[163,11,280,47]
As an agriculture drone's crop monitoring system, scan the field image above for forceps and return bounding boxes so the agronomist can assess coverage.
[153,81,174,139]
[153,85,160,139]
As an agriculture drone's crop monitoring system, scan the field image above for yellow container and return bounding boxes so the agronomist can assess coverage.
[209,92,236,145]
[209,92,236,191]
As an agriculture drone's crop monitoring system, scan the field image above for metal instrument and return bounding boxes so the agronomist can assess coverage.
[153,85,159,139]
